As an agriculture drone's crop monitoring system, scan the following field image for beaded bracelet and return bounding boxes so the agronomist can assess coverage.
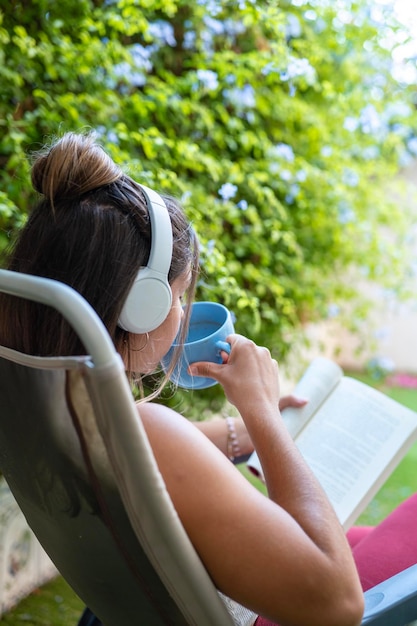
[226,417,241,462]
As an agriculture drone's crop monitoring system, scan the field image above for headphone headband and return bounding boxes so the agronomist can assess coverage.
[117,184,173,334]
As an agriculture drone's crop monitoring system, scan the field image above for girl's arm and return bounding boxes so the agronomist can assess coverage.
[194,396,308,459]
[139,336,364,626]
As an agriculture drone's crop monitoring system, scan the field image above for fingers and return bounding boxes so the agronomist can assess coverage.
[278,395,309,411]
[220,350,230,364]
[188,360,221,380]
[188,335,268,372]
[188,334,280,405]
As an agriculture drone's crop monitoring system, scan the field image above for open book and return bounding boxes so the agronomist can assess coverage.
[247,357,417,530]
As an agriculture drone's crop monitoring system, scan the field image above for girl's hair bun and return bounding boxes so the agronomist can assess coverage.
[31,132,122,205]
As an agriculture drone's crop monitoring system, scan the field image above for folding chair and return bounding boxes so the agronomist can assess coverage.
[0,269,416,625]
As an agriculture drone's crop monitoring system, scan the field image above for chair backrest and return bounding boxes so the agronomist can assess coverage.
[0,270,238,626]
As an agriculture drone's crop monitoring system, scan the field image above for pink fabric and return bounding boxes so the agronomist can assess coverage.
[254,616,280,625]
[345,525,373,548]
[254,493,417,626]
[254,617,279,625]
[347,493,417,592]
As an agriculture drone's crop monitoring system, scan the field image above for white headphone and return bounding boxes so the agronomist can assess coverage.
[118,184,173,334]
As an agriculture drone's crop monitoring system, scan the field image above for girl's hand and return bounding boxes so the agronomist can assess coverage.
[219,348,308,412]
[279,394,308,411]
[188,333,280,413]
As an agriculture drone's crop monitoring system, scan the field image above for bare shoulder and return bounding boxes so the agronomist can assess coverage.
[135,400,231,476]
[136,400,209,445]
[134,400,268,586]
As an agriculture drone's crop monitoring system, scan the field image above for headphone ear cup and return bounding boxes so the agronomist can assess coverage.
[118,267,172,334]
[118,183,173,334]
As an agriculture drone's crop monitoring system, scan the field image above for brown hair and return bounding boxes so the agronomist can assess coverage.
[0,132,199,383]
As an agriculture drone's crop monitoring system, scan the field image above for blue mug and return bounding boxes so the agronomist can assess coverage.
[161,301,234,389]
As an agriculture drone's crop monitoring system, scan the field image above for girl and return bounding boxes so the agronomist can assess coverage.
[0,132,364,626]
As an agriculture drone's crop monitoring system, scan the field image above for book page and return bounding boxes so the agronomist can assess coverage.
[247,357,343,476]
[281,357,343,438]
[295,377,417,529]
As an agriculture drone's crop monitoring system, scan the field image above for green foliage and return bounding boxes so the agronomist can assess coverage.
[1,0,416,374]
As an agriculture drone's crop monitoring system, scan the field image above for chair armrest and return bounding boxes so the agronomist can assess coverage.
[361,563,417,625]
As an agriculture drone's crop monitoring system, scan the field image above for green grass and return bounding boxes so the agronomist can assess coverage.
[3,373,417,624]
[0,576,84,625]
